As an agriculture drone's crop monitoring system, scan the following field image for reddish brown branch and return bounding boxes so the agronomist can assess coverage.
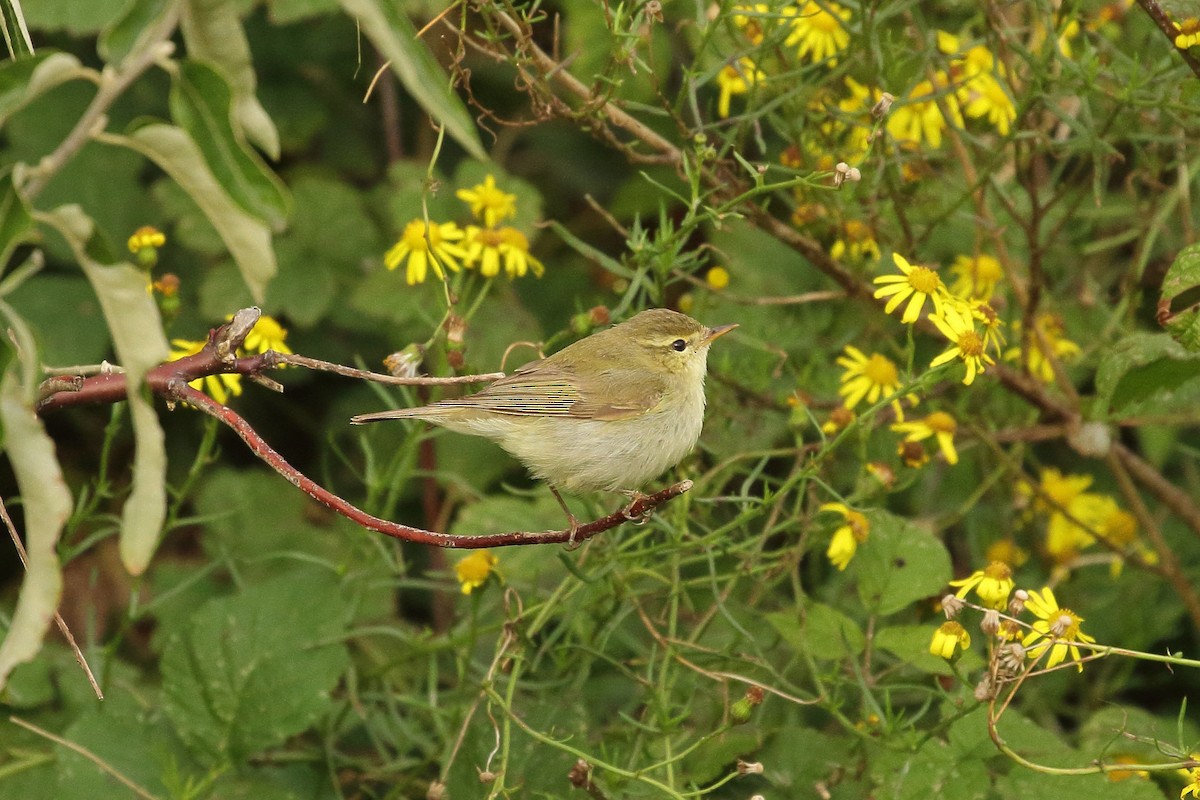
[36,312,691,548]
[174,383,691,547]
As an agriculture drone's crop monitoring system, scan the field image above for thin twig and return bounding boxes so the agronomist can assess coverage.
[277,352,503,385]
[173,382,691,548]
[0,498,103,700]
[10,716,157,799]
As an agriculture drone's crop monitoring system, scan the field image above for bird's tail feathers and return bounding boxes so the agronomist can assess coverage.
[350,407,438,425]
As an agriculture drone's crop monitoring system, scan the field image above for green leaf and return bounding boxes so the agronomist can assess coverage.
[0,0,34,58]
[180,0,281,158]
[161,569,351,764]
[0,171,33,274]
[0,303,70,690]
[98,0,172,66]
[336,0,486,161]
[55,705,198,800]
[856,511,952,615]
[1094,332,1200,417]
[767,602,864,660]
[107,123,277,302]
[0,51,91,129]
[169,59,290,228]
[15,0,129,36]
[1162,242,1200,351]
[870,738,991,800]
[38,204,170,575]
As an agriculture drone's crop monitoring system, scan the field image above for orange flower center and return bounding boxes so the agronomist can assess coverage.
[956,330,984,356]
[983,561,1012,581]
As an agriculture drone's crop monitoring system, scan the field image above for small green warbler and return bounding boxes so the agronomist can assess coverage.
[351,308,736,525]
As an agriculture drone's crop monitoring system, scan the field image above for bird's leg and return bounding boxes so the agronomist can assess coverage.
[550,485,582,545]
[620,490,652,523]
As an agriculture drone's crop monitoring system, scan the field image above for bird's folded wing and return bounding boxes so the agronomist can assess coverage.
[442,363,665,420]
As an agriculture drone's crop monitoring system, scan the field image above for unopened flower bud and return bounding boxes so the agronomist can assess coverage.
[153,273,180,297]
[872,92,895,118]
[445,314,467,348]
[568,759,592,788]
[941,594,964,619]
[833,162,850,188]
[1008,589,1027,616]
[384,344,425,379]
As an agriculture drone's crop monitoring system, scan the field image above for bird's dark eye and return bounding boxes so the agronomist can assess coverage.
[671,339,687,352]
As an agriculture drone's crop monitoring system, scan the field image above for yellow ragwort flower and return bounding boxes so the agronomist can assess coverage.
[455,550,499,595]
[1177,18,1200,49]
[1022,586,1096,671]
[835,345,913,420]
[928,301,994,385]
[716,58,765,119]
[943,41,1016,137]
[1181,766,1200,798]
[886,73,963,149]
[830,219,881,262]
[891,411,959,465]
[732,3,773,45]
[169,338,242,405]
[1003,314,1081,383]
[949,561,1014,610]
[948,254,1003,300]
[820,502,869,571]
[930,621,971,659]
[874,253,946,324]
[785,0,851,63]
[456,174,517,228]
[385,220,467,285]
[969,300,1007,358]
[462,225,544,279]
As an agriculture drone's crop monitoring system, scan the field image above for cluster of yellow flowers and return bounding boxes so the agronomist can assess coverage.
[384,174,543,285]
[1020,467,1153,572]
[717,1,852,117]
[933,572,1097,673]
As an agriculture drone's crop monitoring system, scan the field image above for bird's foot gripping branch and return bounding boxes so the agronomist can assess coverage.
[36,307,692,549]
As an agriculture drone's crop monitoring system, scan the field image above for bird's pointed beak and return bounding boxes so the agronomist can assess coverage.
[702,323,738,345]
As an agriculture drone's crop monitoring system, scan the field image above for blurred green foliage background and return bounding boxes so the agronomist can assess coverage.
[2,0,1200,797]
